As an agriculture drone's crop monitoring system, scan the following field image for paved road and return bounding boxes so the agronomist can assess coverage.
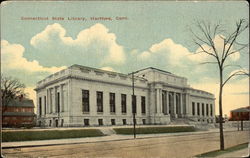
[2,131,249,158]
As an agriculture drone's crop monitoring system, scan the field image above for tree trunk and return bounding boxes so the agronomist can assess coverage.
[219,68,225,150]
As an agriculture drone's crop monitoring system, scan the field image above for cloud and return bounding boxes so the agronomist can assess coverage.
[138,38,192,66]
[135,35,246,82]
[135,38,204,79]
[1,40,66,73]
[138,51,151,60]
[30,23,125,66]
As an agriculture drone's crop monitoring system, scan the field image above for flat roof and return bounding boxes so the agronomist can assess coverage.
[231,106,250,112]
[133,67,172,74]
[6,99,35,108]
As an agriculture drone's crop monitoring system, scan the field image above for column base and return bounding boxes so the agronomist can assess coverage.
[155,115,171,124]
[171,114,178,119]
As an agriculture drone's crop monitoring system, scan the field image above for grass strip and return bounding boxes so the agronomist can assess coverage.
[2,129,104,142]
[196,143,248,157]
[114,126,196,135]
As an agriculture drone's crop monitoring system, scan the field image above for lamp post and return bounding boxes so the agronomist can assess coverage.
[132,72,136,139]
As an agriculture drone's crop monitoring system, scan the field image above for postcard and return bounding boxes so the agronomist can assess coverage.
[1,1,249,157]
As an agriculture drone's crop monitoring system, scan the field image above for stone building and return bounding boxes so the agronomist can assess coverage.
[35,64,215,127]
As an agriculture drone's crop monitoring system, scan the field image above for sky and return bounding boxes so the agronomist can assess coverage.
[1,1,249,116]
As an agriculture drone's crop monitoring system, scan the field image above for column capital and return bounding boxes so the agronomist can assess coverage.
[155,84,163,89]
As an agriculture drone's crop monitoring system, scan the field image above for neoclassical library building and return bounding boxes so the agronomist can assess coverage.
[35,64,215,127]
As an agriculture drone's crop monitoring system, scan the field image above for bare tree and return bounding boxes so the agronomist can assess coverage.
[191,19,249,150]
[1,75,26,113]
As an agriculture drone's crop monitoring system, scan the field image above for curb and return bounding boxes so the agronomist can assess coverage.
[2,130,245,149]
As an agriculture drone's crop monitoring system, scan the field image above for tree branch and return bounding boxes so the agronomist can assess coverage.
[199,61,218,65]
[227,44,248,57]
[222,70,249,87]
[222,64,243,70]
[194,41,218,59]
[223,19,248,63]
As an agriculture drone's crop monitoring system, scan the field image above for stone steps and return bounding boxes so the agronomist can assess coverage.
[99,128,116,136]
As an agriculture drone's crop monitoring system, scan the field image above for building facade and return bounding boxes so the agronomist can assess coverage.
[229,106,250,121]
[2,97,36,127]
[35,65,215,127]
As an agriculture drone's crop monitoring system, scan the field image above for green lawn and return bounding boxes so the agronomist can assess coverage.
[2,129,104,142]
[196,143,248,157]
[114,126,196,135]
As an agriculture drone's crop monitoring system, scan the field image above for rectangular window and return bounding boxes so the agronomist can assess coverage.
[110,93,116,113]
[141,96,146,114]
[121,94,127,113]
[206,104,209,116]
[84,119,89,126]
[44,96,46,114]
[82,90,90,112]
[98,119,103,126]
[97,91,103,112]
[122,119,126,125]
[111,119,116,125]
[50,90,53,113]
[142,119,146,125]
[39,97,42,116]
[210,104,213,116]
[132,95,137,114]
[176,94,179,114]
[202,103,204,116]
[169,93,171,114]
[57,92,60,112]
[197,103,200,116]
[192,102,195,116]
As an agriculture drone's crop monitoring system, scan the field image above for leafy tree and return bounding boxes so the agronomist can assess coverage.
[191,19,249,150]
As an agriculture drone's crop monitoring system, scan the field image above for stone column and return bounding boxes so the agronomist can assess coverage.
[196,103,199,117]
[54,87,57,113]
[46,89,49,114]
[200,103,203,118]
[166,91,169,115]
[46,89,50,114]
[162,91,166,114]
[180,93,183,117]
[60,84,64,112]
[211,104,214,117]
[205,103,207,117]
[67,81,71,113]
[156,88,160,114]
[116,93,121,116]
[50,88,52,113]
[37,95,40,116]
[173,92,176,118]
[159,89,162,114]
[185,93,190,117]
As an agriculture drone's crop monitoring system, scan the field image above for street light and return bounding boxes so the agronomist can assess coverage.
[132,72,136,139]
[131,71,147,139]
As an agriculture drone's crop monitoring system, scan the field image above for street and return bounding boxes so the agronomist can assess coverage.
[2,130,249,158]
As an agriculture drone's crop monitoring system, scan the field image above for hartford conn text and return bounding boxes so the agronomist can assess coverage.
[21,16,128,21]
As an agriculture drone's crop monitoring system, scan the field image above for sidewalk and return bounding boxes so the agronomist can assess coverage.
[2,128,239,149]
[215,147,250,158]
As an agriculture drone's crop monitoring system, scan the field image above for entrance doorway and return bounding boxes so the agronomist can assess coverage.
[55,119,58,127]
